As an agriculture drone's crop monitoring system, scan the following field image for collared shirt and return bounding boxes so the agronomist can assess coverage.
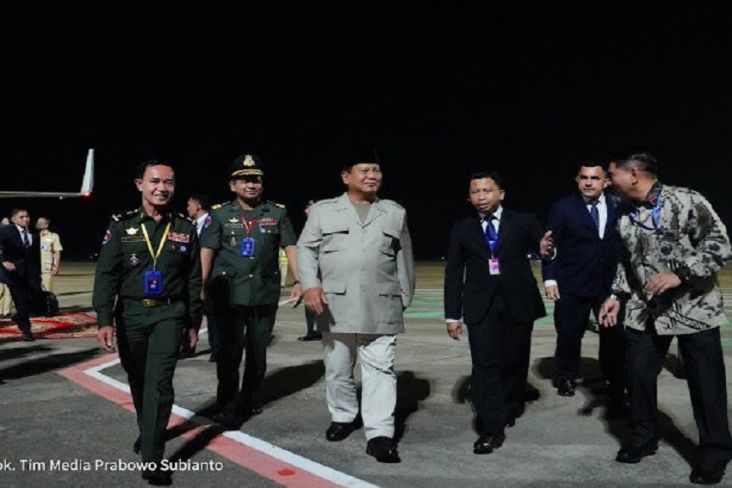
[15,225,32,246]
[195,212,209,236]
[612,183,731,335]
[584,193,607,239]
[479,205,503,234]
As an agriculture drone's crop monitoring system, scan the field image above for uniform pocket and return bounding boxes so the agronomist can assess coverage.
[321,223,349,253]
[380,225,401,256]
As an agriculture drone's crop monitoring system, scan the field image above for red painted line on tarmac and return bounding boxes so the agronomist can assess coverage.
[58,354,344,488]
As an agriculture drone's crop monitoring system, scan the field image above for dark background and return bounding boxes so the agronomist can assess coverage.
[2,4,731,260]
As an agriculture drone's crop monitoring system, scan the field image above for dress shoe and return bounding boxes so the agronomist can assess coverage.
[366,436,400,463]
[557,378,576,397]
[211,411,242,430]
[298,332,322,341]
[615,442,658,463]
[326,421,357,442]
[21,331,35,342]
[133,435,141,454]
[523,385,541,402]
[473,433,505,454]
[142,467,171,486]
[690,465,726,485]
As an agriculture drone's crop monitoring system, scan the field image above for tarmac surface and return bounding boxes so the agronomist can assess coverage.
[2,261,732,487]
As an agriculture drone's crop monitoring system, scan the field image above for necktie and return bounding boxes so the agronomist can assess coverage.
[484,215,498,243]
[589,200,600,234]
[22,229,30,248]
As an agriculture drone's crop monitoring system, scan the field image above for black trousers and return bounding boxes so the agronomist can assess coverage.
[7,278,41,334]
[554,293,626,400]
[625,326,732,469]
[216,303,277,414]
[466,295,533,436]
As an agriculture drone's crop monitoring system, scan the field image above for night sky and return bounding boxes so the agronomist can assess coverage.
[2,5,731,260]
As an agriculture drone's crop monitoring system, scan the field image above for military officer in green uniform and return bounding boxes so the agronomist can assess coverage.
[94,160,202,485]
[200,153,301,428]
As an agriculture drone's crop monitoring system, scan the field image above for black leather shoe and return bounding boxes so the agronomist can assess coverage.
[21,332,35,342]
[690,465,726,485]
[473,433,505,454]
[212,411,242,430]
[133,435,141,454]
[615,442,658,463]
[298,332,322,341]
[366,436,400,463]
[557,378,576,397]
[326,421,357,442]
[142,467,171,486]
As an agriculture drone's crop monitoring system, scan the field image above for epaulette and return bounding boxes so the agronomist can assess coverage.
[178,212,193,222]
[211,202,229,210]
[378,198,404,209]
[268,200,286,209]
[112,209,138,222]
[312,198,338,207]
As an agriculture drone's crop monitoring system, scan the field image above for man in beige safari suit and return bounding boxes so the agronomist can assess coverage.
[297,149,415,463]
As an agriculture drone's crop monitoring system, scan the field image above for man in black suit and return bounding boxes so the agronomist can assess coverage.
[0,208,42,341]
[542,162,626,413]
[444,171,553,454]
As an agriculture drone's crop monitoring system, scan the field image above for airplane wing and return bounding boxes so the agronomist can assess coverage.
[0,149,94,199]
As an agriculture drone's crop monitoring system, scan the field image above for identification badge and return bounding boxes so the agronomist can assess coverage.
[489,258,501,276]
[240,237,256,257]
[144,270,164,295]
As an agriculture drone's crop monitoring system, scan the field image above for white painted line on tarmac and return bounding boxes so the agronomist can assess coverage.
[82,359,379,488]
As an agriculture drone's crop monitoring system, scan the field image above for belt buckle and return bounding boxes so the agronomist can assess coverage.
[141,298,157,308]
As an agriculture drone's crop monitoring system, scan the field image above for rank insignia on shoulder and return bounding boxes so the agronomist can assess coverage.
[126,227,139,235]
[269,201,285,208]
[211,202,226,210]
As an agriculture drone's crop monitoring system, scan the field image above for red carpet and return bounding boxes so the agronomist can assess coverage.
[0,312,98,342]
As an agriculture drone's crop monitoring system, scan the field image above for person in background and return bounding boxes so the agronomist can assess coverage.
[36,217,63,292]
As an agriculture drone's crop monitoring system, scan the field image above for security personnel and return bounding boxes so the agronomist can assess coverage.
[94,160,201,485]
[200,153,301,428]
[36,217,63,292]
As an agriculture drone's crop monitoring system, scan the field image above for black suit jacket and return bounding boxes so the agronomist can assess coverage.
[444,209,547,325]
[541,193,619,297]
[0,225,41,285]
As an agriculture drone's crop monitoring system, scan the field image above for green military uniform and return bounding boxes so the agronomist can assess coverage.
[200,199,296,415]
[93,208,202,464]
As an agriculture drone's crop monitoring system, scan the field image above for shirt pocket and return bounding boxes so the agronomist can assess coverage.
[321,221,349,253]
[380,224,402,257]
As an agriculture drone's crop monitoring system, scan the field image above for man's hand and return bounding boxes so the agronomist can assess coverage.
[545,284,560,301]
[98,326,116,352]
[290,283,303,307]
[644,272,682,296]
[304,287,328,315]
[2,261,16,272]
[599,297,620,327]
[187,328,199,351]
[51,265,60,276]
[446,320,462,340]
[539,231,554,259]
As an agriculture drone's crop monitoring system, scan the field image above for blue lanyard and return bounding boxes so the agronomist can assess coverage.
[629,191,664,233]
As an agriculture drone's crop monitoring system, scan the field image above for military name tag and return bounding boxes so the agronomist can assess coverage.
[489,258,501,276]
[144,270,164,295]
[240,237,256,257]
